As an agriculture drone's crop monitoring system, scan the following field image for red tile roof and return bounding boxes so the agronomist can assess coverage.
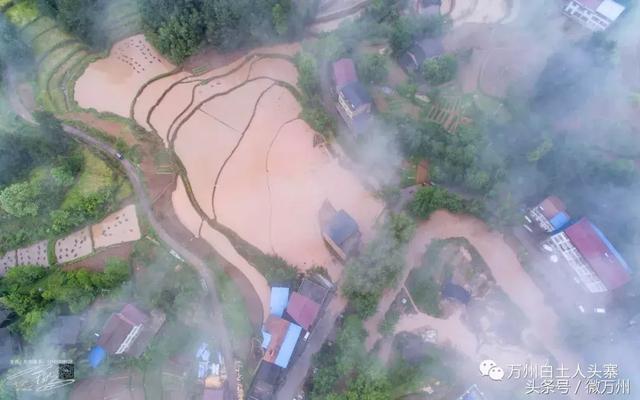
[539,196,566,220]
[565,218,631,290]
[332,58,358,89]
[97,304,149,354]
[285,293,321,331]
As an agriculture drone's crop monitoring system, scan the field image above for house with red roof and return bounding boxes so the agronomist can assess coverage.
[544,218,631,293]
[284,292,321,331]
[332,58,358,91]
[96,303,165,357]
[563,0,625,31]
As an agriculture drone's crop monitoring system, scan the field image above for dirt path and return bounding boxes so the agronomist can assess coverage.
[366,210,580,372]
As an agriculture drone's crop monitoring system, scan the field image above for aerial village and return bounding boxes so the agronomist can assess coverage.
[0,0,639,399]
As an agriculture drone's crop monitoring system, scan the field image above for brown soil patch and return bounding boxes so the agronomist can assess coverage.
[0,250,17,275]
[64,242,134,272]
[92,204,141,249]
[16,240,48,267]
[55,226,93,264]
[75,34,174,117]
[64,112,137,145]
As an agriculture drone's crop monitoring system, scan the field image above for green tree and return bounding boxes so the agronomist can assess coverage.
[422,54,457,85]
[356,53,388,84]
[0,181,41,217]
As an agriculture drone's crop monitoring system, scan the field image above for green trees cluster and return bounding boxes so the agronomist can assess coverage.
[422,54,457,85]
[409,186,481,220]
[0,260,130,340]
[356,53,388,84]
[36,0,110,49]
[389,15,446,56]
[0,14,31,73]
[393,114,503,194]
[341,213,415,319]
[139,0,311,63]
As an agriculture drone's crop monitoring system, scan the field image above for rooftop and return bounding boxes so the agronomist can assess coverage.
[340,81,372,111]
[298,278,330,305]
[538,196,566,220]
[332,58,358,89]
[262,316,302,368]
[270,287,290,318]
[285,292,321,331]
[324,210,360,250]
[565,218,632,290]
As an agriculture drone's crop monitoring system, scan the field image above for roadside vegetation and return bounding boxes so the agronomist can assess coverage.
[0,112,130,254]
[0,259,129,340]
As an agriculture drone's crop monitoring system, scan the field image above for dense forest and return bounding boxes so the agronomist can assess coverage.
[139,0,318,62]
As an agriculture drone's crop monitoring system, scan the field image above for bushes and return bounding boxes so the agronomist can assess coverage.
[342,214,413,319]
[408,186,481,219]
[356,53,388,84]
[422,54,457,85]
[0,261,130,340]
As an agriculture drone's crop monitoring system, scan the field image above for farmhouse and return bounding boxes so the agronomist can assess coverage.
[527,196,571,233]
[95,304,166,357]
[337,81,372,132]
[563,0,625,31]
[399,37,445,73]
[247,361,282,400]
[543,218,631,293]
[322,209,362,261]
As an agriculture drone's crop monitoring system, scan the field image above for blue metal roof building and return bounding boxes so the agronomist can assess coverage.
[270,287,290,317]
[274,323,302,369]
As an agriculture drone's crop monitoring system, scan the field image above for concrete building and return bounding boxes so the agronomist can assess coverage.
[563,0,625,31]
[543,218,631,293]
[527,196,571,233]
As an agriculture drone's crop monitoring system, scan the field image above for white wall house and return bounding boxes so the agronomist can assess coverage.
[563,0,626,31]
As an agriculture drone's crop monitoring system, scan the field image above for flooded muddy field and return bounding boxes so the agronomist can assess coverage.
[76,37,383,315]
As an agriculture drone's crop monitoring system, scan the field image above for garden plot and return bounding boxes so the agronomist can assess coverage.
[16,240,48,267]
[55,227,93,264]
[0,251,17,275]
[75,34,174,117]
[91,204,141,249]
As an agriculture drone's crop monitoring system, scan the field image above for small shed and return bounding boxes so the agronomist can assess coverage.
[270,287,290,317]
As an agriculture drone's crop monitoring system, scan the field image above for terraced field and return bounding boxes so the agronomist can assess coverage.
[75,36,384,316]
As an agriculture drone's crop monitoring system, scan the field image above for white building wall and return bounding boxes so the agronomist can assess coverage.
[564,0,611,31]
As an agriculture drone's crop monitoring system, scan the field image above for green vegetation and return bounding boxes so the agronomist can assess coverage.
[139,0,316,63]
[295,51,334,136]
[378,307,399,337]
[341,213,415,319]
[422,54,457,85]
[0,259,130,340]
[5,0,38,27]
[214,269,253,357]
[356,53,388,84]
[409,186,481,220]
[389,14,447,56]
[0,113,124,253]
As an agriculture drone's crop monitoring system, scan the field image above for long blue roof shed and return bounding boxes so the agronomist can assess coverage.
[270,287,290,317]
[274,323,302,368]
